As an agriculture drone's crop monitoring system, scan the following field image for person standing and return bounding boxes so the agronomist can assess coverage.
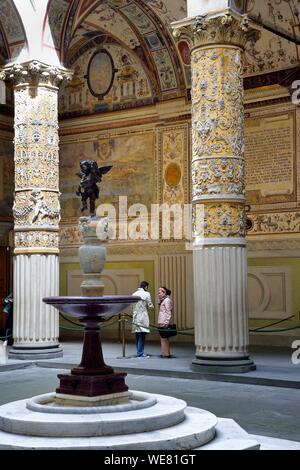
[158,286,173,358]
[3,293,13,346]
[132,281,154,358]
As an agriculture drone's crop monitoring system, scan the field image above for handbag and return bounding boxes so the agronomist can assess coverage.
[158,324,177,339]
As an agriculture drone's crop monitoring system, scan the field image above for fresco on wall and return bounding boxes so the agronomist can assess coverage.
[59,42,153,116]
[152,48,177,91]
[62,0,182,115]
[59,131,155,219]
[158,125,188,206]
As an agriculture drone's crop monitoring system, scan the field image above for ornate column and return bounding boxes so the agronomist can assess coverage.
[0,61,71,359]
[174,12,259,372]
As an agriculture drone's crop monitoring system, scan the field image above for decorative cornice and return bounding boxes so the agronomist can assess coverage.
[0,61,73,88]
[173,10,260,50]
[247,238,300,252]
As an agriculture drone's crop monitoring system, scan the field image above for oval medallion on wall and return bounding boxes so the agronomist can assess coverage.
[87,49,116,99]
[165,163,182,187]
[177,40,191,66]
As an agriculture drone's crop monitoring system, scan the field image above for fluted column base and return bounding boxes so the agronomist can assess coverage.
[192,243,255,373]
[8,345,63,360]
[9,254,63,360]
[192,356,256,373]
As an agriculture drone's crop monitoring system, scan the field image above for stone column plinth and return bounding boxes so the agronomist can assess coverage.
[173,12,259,372]
[0,61,71,359]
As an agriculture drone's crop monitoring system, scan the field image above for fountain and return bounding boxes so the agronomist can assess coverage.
[0,161,259,450]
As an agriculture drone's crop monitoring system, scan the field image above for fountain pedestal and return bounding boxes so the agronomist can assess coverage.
[56,323,128,398]
[0,217,260,450]
[44,217,139,399]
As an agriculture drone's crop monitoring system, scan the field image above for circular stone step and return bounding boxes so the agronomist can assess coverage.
[0,406,217,450]
[26,391,157,414]
[0,391,187,437]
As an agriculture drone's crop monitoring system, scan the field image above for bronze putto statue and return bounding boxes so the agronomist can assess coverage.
[76,160,112,217]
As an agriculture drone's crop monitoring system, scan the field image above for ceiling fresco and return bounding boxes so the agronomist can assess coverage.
[244,0,300,75]
[1,1,300,115]
[58,0,188,116]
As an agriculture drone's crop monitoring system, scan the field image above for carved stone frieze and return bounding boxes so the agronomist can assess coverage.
[1,62,72,254]
[14,231,59,250]
[189,31,248,240]
[192,157,245,200]
[192,47,244,159]
[194,203,246,239]
[13,190,61,227]
[12,84,61,253]
[59,224,190,255]
[248,212,300,235]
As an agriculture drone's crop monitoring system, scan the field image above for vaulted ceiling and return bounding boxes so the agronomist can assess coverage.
[1,0,300,115]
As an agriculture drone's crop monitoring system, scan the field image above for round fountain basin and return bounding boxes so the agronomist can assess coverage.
[43,296,141,319]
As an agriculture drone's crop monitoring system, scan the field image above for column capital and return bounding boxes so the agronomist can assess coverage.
[0,60,72,88]
[172,9,260,50]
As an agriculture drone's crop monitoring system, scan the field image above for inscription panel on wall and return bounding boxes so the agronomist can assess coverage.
[245,112,296,204]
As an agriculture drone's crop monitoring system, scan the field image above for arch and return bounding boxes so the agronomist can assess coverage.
[0,0,28,62]
[42,0,78,63]
[60,0,186,101]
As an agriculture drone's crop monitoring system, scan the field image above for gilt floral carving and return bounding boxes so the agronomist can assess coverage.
[0,61,71,253]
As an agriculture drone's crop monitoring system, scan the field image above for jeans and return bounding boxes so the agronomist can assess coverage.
[135,332,147,357]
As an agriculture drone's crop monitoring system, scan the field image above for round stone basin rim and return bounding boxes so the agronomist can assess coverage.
[43,296,141,305]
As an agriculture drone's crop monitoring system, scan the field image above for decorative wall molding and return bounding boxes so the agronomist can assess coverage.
[247,238,300,252]
[157,123,190,206]
[248,266,292,320]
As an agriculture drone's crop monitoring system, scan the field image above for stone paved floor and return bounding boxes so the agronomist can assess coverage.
[0,361,300,445]
[1,341,300,449]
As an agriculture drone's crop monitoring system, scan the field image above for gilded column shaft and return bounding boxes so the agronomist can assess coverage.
[189,14,258,242]
[173,12,259,371]
[0,62,71,255]
[0,61,71,358]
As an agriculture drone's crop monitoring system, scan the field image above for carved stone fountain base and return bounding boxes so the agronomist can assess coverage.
[0,391,261,450]
[56,372,128,398]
